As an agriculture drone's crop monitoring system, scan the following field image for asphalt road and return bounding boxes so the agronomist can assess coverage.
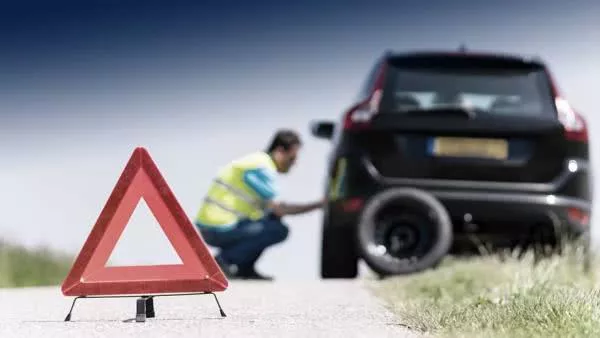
[0,280,419,338]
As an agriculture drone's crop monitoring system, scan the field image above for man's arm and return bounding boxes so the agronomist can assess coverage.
[265,199,324,217]
[243,167,324,217]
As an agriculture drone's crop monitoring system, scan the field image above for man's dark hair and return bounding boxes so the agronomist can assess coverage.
[266,129,302,153]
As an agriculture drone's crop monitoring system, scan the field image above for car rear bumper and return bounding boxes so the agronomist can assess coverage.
[429,190,590,237]
[327,189,590,242]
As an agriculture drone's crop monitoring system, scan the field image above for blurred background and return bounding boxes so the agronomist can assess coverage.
[0,0,599,281]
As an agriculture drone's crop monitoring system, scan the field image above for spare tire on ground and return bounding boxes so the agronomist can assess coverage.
[356,188,453,277]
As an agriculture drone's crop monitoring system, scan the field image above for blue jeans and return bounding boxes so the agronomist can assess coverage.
[197,214,289,271]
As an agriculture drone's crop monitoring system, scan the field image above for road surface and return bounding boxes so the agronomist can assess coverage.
[0,280,419,338]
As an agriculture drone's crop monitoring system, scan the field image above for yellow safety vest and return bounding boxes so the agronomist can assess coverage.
[195,151,277,227]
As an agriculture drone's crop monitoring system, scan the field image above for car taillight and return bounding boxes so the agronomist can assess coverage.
[343,89,382,130]
[341,197,364,212]
[555,97,588,142]
[546,67,588,143]
[343,63,387,131]
[567,207,590,227]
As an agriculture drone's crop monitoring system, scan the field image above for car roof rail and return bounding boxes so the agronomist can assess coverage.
[531,55,544,62]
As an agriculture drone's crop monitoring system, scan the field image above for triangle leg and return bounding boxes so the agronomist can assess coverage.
[64,296,85,322]
[211,292,227,317]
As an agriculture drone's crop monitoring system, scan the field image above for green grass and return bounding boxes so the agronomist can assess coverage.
[0,240,73,288]
[372,245,600,338]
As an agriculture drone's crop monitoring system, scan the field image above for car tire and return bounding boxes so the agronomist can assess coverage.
[320,224,359,279]
[356,188,453,277]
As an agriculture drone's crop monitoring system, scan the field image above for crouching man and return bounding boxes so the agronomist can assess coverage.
[193,129,324,280]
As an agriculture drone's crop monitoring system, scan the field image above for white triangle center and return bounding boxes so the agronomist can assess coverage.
[106,197,183,266]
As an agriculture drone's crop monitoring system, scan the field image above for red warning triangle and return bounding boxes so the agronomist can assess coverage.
[61,147,228,296]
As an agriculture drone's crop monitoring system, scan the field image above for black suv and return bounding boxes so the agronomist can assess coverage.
[311,49,592,278]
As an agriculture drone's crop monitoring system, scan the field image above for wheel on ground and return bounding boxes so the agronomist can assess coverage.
[320,224,359,278]
[356,188,453,277]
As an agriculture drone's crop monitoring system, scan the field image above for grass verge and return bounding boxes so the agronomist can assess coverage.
[0,240,72,288]
[372,244,600,338]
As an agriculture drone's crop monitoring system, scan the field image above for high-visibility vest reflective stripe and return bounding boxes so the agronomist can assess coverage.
[203,196,248,219]
[202,178,266,219]
[195,152,276,227]
[212,178,265,210]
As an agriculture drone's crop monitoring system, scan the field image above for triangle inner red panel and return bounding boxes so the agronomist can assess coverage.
[61,147,228,296]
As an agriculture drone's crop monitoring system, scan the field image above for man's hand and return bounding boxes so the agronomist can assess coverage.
[266,198,326,217]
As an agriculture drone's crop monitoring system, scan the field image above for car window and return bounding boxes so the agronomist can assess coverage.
[380,60,556,117]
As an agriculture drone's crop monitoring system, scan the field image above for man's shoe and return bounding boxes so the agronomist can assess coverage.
[215,256,273,280]
[237,268,274,281]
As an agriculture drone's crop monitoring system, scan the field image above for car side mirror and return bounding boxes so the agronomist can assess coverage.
[310,120,335,140]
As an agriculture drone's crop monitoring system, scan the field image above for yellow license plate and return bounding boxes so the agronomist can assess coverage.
[431,137,508,160]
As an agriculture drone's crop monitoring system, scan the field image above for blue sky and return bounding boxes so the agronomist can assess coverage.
[1,0,599,279]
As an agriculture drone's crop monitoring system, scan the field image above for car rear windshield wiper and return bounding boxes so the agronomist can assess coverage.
[396,104,486,119]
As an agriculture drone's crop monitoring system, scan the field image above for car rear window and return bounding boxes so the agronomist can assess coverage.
[379,55,557,117]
